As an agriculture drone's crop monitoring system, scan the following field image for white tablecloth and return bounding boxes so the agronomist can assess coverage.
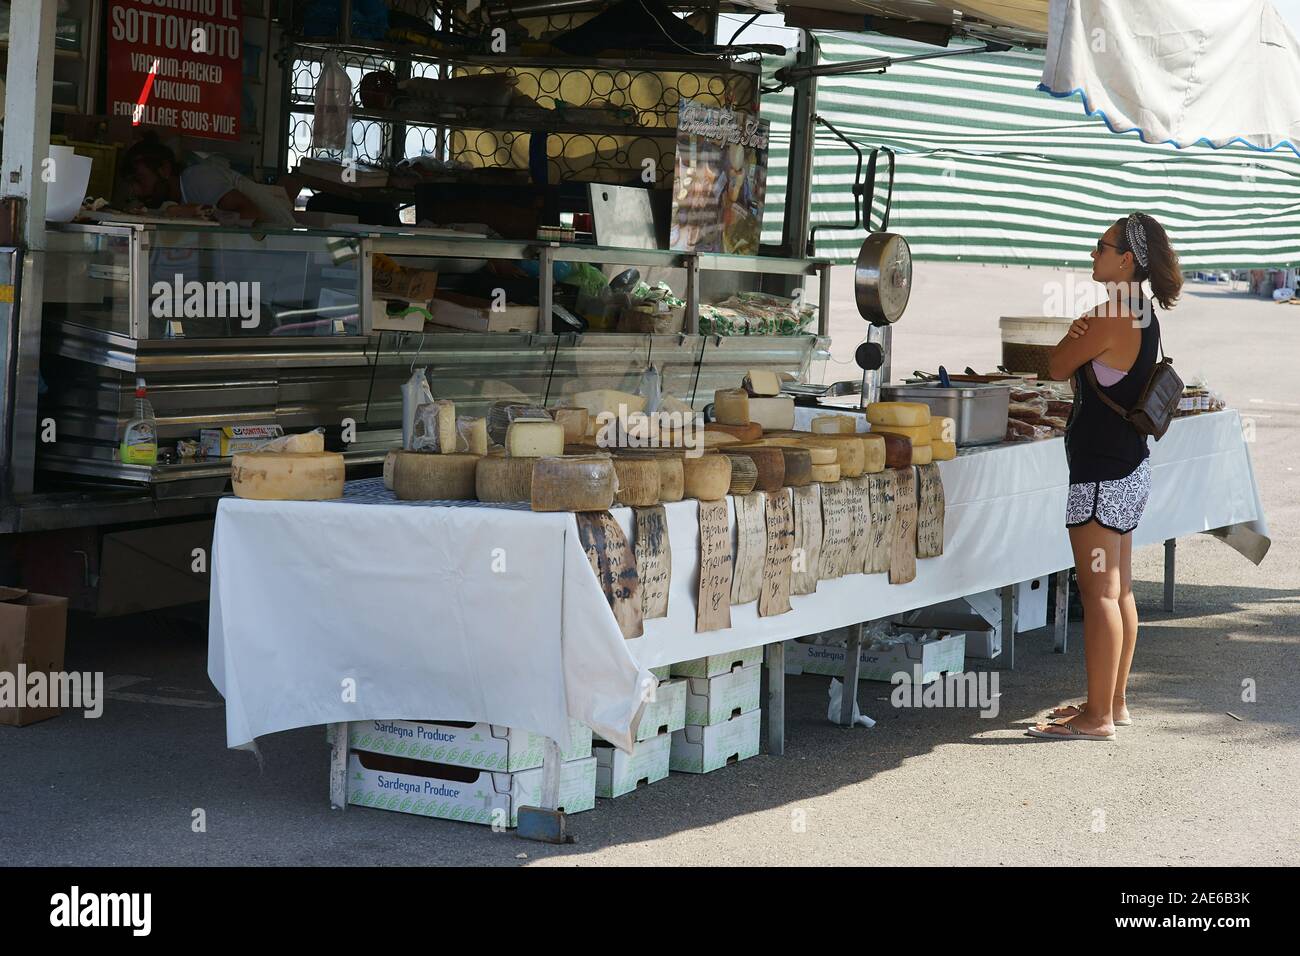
[208,411,1265,752]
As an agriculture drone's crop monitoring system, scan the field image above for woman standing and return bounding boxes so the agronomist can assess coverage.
[1028,212,1182,740]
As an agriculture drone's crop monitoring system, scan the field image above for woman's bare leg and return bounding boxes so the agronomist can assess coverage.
[1112,531,1137,721]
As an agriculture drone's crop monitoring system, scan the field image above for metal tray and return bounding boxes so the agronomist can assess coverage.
[880,381,1010,446]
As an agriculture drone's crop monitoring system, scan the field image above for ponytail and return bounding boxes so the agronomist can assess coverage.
[1115,212,1181,310]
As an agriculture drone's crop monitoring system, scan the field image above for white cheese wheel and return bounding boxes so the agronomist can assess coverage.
[231,451,345,501]
[810,462,841,483]
[611,456,661,507]
[713,388,751,426]
[382,449,399,490]
[911,443,934,466]
[929,416,957,442]
[391,451,478,500]
[931,439,957,461]
[681,453,732,501]
[550,406,591,444]
[457,416,488,456]
[811,414,858,435]
[530,455,617,512]
[747,396,795,431]
[872,423,932,446]
[866,401,931,428]
[475,453,535,502]
[860,434,887,473]
[506,418,565,458]
[744,369,782,397]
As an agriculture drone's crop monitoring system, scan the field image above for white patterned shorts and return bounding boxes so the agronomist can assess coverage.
[1066,457,1151,534]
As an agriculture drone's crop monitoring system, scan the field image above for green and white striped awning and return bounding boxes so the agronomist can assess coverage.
[761,33,1300,269]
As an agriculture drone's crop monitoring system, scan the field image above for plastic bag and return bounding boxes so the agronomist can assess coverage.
[401,368,434,450]
[827,679,875,728]
[312,52,352,153]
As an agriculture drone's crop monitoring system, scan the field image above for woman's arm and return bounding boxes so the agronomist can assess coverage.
[1048,309,1114,380]
[216,188,263,223]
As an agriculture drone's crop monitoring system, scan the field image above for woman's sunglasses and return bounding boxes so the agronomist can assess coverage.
[1096,238,1123,255]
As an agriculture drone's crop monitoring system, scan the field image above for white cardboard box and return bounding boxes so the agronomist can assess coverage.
[634,678,687,741]
[790,633,966,684]
[683,664,761,726]
[671,645,763,679]
[893,608,1000,660]
[348,718,591,772]
[670,709,761,774]
[594,733,671,798]
[346,751,596,827]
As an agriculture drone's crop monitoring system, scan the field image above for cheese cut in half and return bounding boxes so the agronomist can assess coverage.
[475,453,535,502]
[549,406,591,444]
[743,369,782,397]
[681,453,732,501]
[506,418,565,458]
[872,423,932,447]
[860,434,887,473]
[866,401,931,428]
[811,414,858,435]
[929,416,957,443]
[457,416,489,456]
[231,451,345,501]
[391,451,479,501]
[805,434,866,477]
[530,455,617,512]
[725,453,759,495]
[724,446,785,491]
[931,439,957,461]
[611,456,661,507]
[382,449,399,489]
[881,434,912,469]
[911,443,934,465]
[810,462,840,483]
[705,421,762,442]
[713,388,751,426]
[747,396,795,431]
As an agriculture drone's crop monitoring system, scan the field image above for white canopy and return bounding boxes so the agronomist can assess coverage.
[1040,0,1300,155]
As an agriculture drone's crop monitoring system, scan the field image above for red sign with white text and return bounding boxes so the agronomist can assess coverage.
[107,0,243,141]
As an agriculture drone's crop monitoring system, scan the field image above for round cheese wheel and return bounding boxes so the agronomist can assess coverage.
[872,423,932,446]
[810,462,841,483]
[724,452,759,495]
[530,455,617,512]
[777,447,813,486]
[713,388,750,426]
[382,449,398,490]
[391,451,478,501]
[805,435,867,477]
[860,433,887,473]
[550,406,591,444]
[705,421,762,443]
[866,401,931,428]
[725,446,785,491]
[231,451,345,501]
[612,456,661,507]
[932,439,958,461]
[911,443,934,466]
[475,453,535,502]
[681,452,732,501]
[655,455,685,502]
[882,434,912,469]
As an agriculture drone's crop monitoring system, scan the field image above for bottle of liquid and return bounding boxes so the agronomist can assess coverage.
[120,377,158,465]
[312,52,352,154]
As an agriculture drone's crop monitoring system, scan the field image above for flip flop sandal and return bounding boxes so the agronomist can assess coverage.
[1026,720,1116,741]
[1048,702,1132,726]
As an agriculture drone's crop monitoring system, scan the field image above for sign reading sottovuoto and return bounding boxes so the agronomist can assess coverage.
[107,0,243,141]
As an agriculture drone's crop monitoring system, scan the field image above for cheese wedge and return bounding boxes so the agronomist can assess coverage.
[866,401,931,428]
[506,418,565,458]
[435,399,457,454]
[881,434,912,469]
[804,434,866,477]
[747,396,795,431]
[713,388,751,426]
[550,406,591,444]
[743,369,782,397]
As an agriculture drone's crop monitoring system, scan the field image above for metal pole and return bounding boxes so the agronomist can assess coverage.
[781,31,819,260]
[765,642,785,755]
[1163,538,1176,612]
[328,721,350,809]
[839,624,863,725]
[1053,570,1069,654]
[1000,585,1017,670]
[1,0,58,249]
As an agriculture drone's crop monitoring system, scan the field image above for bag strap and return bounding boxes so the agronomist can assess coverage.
[1082,360,1132,417]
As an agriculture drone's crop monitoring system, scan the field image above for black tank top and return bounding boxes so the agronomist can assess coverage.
[1064,309,1160,484]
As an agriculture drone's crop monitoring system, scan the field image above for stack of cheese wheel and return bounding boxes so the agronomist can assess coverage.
[929,416,957,461]
[867,402,933,466]
[530,454,618,512]
[681,451,733,500]
[231,448,346,500]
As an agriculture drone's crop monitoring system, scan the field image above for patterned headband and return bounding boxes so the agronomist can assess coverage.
[1125,212,1149,269]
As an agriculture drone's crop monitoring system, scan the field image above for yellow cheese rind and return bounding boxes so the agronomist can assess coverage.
[860,434,887,473]
[911,443,933,465]
[931,439,957,461]
[681,453,732,501]
[475,453,535,501]
[744,369,782,397]
[550,406,591,444]
[811,415,858,435]
[506,418,565,458]
[612,456,661,507]
[806,435,866,477]
[231,451,345,501]
[929,416,957,442]
[530,455,617,512]
[392,451,479,501]
[866,401,931,428]
[713,388,751,426]
[810,462,840,483]
[748,396,795,431]
[872,423,932,446]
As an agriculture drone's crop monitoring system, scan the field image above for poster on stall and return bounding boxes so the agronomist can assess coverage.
[670,98,769,255]
[107,0,243,141]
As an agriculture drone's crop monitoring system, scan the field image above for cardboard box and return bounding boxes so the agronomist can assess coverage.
[670,645,763,680]
[594,733,671,798]
[670,709,761,774]
[790,633,966,684]
[649,664,671,682]
[683,664,760,726]
[372,266,439,302]
[0,588,69,726]
[348,718,591,771]
[634,678,687,741]
[893,608,999,660]
[372,300,428,332]
[200,424,283,458]
[429,292,539,333]
[346,751,596,827]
